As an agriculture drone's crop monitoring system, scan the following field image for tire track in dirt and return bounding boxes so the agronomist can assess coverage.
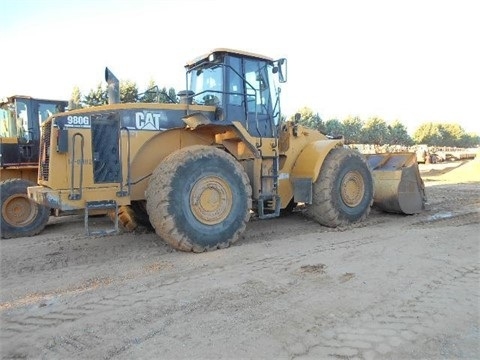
[289,264,480,359]
[411,209,480,228]
[1,186,478,359]
[0,226,402,359]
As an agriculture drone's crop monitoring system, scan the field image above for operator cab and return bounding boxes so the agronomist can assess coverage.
[184,48,287,138]
[0,96,67,142]
[0,96,68,166]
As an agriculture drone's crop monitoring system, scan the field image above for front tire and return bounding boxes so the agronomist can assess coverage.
[146,146,252,252]
[306,147,373,227]
[1,179,50,239]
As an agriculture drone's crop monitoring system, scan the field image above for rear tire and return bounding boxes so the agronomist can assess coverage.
[146,145,252,252]
[1,179,50,239]
[306,147,373,227]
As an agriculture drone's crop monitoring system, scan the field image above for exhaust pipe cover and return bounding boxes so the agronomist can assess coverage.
[105,67,120,104]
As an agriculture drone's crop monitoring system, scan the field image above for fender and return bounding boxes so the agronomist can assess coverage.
[290,140,343,203]
[128,128,214,199]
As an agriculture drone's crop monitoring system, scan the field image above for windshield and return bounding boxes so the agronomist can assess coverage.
[0,99,66,140]
[186,54,282,130]
[0,103,15,138]
[188,64,223,106]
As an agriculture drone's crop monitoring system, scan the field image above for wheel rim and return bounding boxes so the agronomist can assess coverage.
[340,170,365,208]
[190,176,233,225]
[2,194,37,227]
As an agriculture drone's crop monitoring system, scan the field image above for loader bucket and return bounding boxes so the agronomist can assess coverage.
[365,152,427,214]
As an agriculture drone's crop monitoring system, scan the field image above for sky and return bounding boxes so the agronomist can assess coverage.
[1,0,479,135]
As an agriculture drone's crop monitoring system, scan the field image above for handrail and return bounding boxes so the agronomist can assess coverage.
[118,127,131,197]
[69,133,84,200]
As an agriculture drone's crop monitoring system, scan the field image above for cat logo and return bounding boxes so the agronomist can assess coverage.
[135,111,166,130]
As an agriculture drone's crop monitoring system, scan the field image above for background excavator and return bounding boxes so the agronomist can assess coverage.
[27,48,426,251]
[1,95,68,238]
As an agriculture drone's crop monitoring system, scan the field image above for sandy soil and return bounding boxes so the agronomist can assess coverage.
[1,159,479,360]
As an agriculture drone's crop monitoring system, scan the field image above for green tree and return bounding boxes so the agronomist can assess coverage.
[342,116,363,144]
[325,118,343,137]
[158,86,177,103]
[167,87,177,103]
[83,83,107,107]
[81,80,177,106]
[362,117,389,145]
[387,120,413,146]
[407,121,480,147]
[120,80,138,103]
[292,107,325,133]
[413,122,444,146]
[140,85,178,103]
[440,123,465,147]
[139,79,159,103]
[69,86,82,110]
[460,133,480,148]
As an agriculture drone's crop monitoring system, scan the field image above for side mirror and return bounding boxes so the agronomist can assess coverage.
[276,58,287,83]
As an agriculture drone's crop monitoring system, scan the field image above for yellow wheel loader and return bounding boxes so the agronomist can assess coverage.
[27,49,426,251]
[1,96,68,238]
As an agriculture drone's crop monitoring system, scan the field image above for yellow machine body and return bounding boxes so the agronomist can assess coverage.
[26,48,426,250]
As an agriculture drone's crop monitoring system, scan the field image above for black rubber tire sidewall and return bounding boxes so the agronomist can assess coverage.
[1,179,50,239]
[130,201,152,228]
[146,146,251,252]
[307,147,373,227]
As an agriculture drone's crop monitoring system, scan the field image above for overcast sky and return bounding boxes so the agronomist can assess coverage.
[1,0,479,135]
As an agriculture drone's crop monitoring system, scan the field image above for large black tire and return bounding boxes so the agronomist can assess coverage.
[306,147,373,227]
[130,200,152,228]
[146,145,252,252]
[1,179,50,239]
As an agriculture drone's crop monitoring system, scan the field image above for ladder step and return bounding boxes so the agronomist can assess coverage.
[258,153,280,218]
[257,195,281,219]
[85,200,119,236]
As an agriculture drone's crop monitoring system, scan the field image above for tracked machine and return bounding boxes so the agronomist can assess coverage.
[27,49,426,251]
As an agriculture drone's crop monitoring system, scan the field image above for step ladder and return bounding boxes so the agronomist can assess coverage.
[84,200,119,236]
[257,154,281,219]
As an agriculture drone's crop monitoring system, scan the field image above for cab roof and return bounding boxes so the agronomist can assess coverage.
[0,95,68,106]
[185,48,274,68]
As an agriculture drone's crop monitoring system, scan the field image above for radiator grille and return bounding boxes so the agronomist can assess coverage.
[39,121,52,181]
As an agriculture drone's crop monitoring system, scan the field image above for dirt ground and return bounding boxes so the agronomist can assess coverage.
[1,159,479,360]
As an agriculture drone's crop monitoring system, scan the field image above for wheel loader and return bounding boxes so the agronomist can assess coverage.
[1,95,68,238]
[27,48,426,251]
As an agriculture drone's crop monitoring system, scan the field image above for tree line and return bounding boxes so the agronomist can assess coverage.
[68,82,479,149]
[292,107,479,148]
[68,79,177,109]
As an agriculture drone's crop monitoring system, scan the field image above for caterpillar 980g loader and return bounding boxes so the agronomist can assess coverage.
[27,48,426,251]
[1,95,68,238]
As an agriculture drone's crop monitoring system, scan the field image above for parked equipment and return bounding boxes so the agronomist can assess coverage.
[27,49,426,251]
[1,95,68,238]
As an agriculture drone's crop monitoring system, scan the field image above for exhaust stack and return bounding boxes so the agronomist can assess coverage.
[105,67,120,104]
